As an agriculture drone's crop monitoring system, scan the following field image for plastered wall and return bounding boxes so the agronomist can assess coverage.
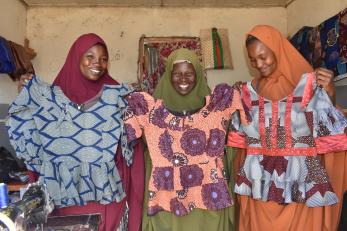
[26,7,287,87]
[3,0,347,99]
[0,0,26,155]
[0,0,26,104]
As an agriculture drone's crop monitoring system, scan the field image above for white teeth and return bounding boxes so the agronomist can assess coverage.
[90,69,101,74]
[179,84,189,89]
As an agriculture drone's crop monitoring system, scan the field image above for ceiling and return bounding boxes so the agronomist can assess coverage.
[22,0,293,8]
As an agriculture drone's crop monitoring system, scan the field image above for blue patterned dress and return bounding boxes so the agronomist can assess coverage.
[6,76,133,208]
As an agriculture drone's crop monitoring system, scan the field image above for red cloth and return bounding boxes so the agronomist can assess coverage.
[27,170,39,182]
[124,141,145,231]
[53,33,118,104]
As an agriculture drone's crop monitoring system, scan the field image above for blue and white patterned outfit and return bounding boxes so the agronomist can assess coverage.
[228,73,347,207]
[6,76,133,208]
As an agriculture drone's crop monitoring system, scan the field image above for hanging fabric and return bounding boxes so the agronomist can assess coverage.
[290,7,347,80]
[339,8,347,64]
[0,36,16,74]
[8,40,35,80]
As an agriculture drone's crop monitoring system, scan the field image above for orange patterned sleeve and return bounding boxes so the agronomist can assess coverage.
[124,92,154,142]
[231,88,250,125]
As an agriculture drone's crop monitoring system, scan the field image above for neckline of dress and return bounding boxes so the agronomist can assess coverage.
[55,84,107,112]
[248,74,308,102]
[158,95,210,118]
[29,75,107,111]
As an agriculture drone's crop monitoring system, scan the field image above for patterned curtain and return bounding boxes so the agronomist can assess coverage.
[138,37,202,95]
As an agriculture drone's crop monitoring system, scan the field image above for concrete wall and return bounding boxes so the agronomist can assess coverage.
[1,0,346,101]
[0,0,27,104]
[26,7,287,87]
[2,0,347,100]
[0,0,27,157]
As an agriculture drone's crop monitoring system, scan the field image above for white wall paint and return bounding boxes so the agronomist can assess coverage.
[26,7,287,87]
[0,0,27,103]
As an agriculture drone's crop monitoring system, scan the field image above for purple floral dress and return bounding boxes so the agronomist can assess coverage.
[123,84,248,216]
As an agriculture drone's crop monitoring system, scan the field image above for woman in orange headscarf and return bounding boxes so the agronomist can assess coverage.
[228,25,347,231]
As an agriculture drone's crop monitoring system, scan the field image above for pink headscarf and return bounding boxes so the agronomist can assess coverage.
[53,33,118,104]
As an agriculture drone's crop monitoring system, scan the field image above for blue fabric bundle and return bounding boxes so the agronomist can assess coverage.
[0,36,16,74]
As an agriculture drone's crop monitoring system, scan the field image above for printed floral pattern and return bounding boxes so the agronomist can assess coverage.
[124,124,136,142]
[210,169,218,182]
[150,105,169,128]
[171,153,188,167]
[170,198,188,216]
[205,129,225,157]
[153,167,174,190]
[127,93,148,116]
[176,188,188,199]
[159,130,174,160]
[180,128,206,156]
[180,164,204,188]
[123,87,246,216]
[201,180,232,210]
[168,117,182,131]
[148,205,164,216]
[207,84,233,112]
[149,191,156,200]
[188,202,197,211]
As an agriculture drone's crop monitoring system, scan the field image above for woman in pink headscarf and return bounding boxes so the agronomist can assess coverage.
[17,33,144,231]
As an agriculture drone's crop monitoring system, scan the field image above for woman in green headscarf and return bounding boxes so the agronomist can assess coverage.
[153,48,209,112]
[135,48,238,231]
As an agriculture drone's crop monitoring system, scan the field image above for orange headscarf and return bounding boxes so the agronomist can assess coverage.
[247,25,313,100]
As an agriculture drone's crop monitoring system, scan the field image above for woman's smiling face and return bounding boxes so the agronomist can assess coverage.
[170,62,197,96]
[247,39,278,78]
[79,44,108,81]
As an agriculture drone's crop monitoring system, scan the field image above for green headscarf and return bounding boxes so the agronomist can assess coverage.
[153,48,210,112]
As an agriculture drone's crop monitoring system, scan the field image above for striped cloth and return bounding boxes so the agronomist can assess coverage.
[200,28,233,70]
